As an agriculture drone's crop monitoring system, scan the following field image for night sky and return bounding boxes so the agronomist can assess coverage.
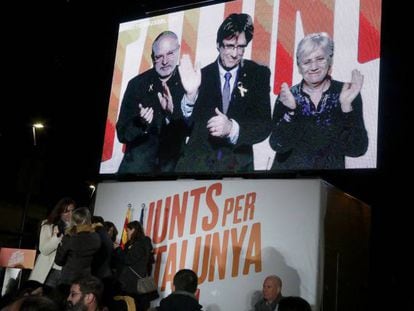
[0,0,408,309]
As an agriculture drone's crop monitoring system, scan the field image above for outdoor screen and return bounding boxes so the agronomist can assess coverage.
[99,0,381,176]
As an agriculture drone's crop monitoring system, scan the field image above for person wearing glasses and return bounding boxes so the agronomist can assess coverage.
[270,32,368,170]
[116,31,200,174]
[176,13,271,173]
[66,276,105,311]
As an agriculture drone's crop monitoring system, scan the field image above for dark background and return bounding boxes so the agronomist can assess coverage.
[0,0,408,309]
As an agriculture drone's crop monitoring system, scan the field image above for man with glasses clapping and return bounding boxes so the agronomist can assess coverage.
[116,31,200,174]
[176,13,272,173]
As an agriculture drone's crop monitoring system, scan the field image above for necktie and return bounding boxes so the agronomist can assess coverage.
[222,72,232,114]
[217,72,232,161]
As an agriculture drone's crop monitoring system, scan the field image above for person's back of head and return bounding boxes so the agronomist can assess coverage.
[103,221,118,242]
[91,216,104,225]
[7,295,59,311]
[71,207,91,226]
[278,296,311,311]
[66,207,92,235]
[173,269,198,294]
[17,280,44,297]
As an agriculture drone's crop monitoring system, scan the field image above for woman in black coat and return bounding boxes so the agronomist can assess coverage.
[117,221,155,311]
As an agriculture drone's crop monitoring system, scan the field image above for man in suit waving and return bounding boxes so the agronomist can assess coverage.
[177,13,271,173]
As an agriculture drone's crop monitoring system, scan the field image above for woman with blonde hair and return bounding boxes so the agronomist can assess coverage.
[54,207,101,290]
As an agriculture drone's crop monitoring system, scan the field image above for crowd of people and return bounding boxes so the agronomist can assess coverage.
[0,196,312,311]
[116,12,368,174]
[0,198,155,310]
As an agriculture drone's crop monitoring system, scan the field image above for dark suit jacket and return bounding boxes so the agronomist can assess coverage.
[176,59,271,173]
[157,291,203,311]
[116,68,188,174]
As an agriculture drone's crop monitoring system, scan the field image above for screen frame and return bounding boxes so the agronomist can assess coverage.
[98,0,381,180]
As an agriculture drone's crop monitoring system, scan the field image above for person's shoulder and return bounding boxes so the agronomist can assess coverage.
[242,59,270,73]
[161,292,202,310]
[321,78,343,94]
[145,235,153,245]
[201,61,218,74]
[128,68,157,84]
[254,298,265,307]
[40,219,50,226]
[290,82,301,93]
[330,78,343,88]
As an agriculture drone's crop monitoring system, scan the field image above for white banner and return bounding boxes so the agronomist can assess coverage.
[94,179,326,310]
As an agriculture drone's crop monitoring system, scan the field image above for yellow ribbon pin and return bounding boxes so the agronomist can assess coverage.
[237,82,248,97]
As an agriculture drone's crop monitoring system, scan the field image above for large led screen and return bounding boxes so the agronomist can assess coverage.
[100,0,381,176]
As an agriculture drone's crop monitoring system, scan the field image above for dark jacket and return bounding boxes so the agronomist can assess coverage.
[55,225,101,285]
[116,68,189,174]
[91,224,114,279]
[270,79,368,170]
[117,236,152,294]
[176,59,271,173]
[157,291,203,311]
[254,294,282,311]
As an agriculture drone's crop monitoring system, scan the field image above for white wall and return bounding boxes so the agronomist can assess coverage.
[94,179,326,310]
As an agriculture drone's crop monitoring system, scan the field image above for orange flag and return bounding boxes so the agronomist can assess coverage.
[120,205,132,250]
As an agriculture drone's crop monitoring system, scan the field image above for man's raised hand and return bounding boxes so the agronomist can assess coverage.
[178,54,201,101]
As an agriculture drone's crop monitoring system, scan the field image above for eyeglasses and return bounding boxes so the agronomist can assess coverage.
[222,44,247,52]
[153,47,179,63]
[69,291,82,298]
[300,56,328,68]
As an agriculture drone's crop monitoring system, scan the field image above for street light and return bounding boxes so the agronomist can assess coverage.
[89,184,96,198]
[32,123,44,146]
[19,122,44,247]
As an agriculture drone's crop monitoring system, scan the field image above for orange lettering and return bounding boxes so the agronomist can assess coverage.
[202,183,221,231]
[230,225,248,277]
[145,201,155,236]
[190,187,206,234]
[244,192,256,221]
[222,197,234,226]
[161,243,177,291]
[192,234,211,284]
[168,192,188,239]
[243,223,262,275]
[233,195,244,224]
[153,198,171,243]
[208,230,229,281]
